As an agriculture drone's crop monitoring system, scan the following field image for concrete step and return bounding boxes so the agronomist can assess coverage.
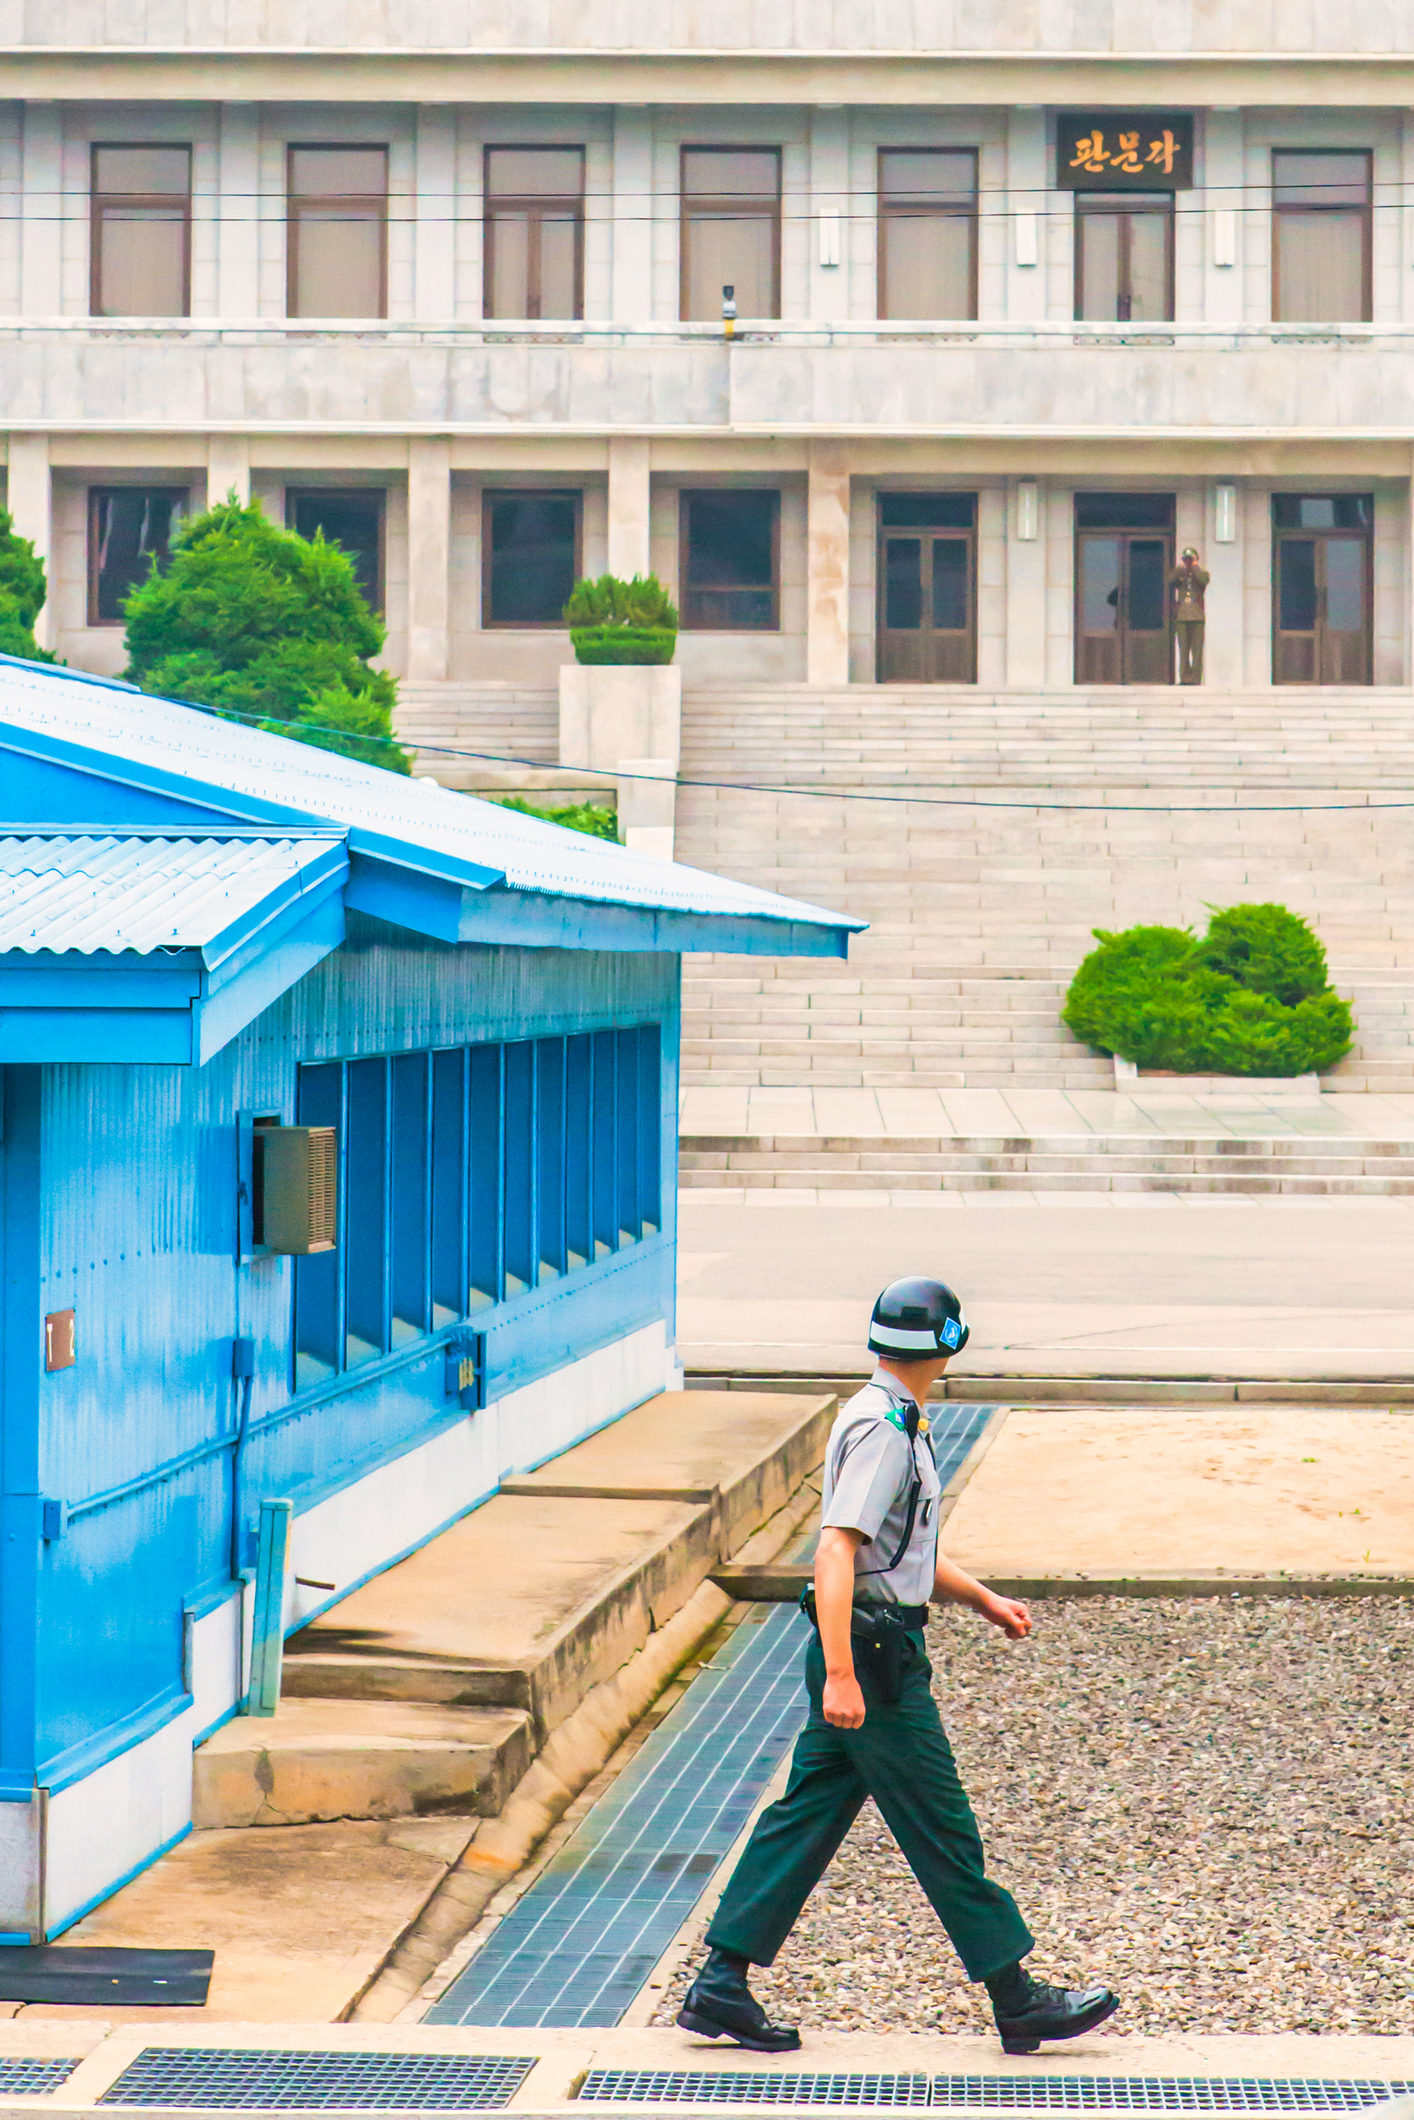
[281,1390,833,1743]
[192,1699,533,1830]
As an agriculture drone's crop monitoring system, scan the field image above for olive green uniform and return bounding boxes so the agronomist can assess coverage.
[705,1372,1034,1982]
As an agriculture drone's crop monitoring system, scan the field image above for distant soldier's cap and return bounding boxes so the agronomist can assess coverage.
[867,1276,970,1358]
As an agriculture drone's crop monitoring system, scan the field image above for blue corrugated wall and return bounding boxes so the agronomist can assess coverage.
[4,914,679,1800]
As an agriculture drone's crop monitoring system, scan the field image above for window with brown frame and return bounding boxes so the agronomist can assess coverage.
[88,487,189,625]
[680,149,781,322]
[877,150,977,320]
[287,489,386,611]
[1272,150,1371,323]
[484,147,585,320]
[90,145,191,318]
[483,490,582,627]
[287,146,388,319]
[1074,191,1173,321]
[680,489,779,630]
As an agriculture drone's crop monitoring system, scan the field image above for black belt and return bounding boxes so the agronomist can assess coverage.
[799,1589,929,1631]
[860,1600,929,1630]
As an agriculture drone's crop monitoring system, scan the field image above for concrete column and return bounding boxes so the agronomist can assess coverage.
[7,433,51,645]
[607,437,651,579]
[20,104,62,317]
[809,107,850,324]
[1004,475,1047,686]
[1203,109,1243,324]
[1005,108,1047,323]
[407,436,451,680]
[806,447,851,687]
[217,104,260,317]
[414,107,456,320]
[610,107,654,322]
[207,435,250,508]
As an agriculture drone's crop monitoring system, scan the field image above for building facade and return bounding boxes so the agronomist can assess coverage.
[4,9,1414,703]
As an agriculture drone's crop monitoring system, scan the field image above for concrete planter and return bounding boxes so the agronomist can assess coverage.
[1113,1055,1321,1097]
[558,662,682,773]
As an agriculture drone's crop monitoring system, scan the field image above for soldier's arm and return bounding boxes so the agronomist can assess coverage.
[933,1549,1032,1640]
[816,1525,868,1728]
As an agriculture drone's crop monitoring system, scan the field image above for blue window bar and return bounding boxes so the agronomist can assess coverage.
[293,1023,662,1389]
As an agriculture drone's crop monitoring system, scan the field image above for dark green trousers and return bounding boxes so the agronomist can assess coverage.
[706,1631,1034,1982]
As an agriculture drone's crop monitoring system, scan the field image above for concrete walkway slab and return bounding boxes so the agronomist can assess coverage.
[944,1406,1414,1578]
[500,1390,834,1554]
[16,1819,474,2024]
[192,1700,533,1829]
[677,1192,1414,1379]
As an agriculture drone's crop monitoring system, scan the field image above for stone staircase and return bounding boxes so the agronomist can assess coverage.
[673,686,1414,1096]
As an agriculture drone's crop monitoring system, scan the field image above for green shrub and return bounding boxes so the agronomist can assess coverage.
[564,574,678,665]
[1062,904,1353,1077]
[122,497,410,774]
[485,794,618,841]
[0,506,58,663]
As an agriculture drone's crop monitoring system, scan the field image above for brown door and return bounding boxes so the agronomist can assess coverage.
[1274,530,1371,684]
[1076,531,1172,684]
[878,529,975,681]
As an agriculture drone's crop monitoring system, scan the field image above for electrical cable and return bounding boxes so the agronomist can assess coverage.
[181,699,1414,814]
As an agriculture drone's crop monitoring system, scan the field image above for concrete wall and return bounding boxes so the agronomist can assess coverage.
[10,4,1414,51]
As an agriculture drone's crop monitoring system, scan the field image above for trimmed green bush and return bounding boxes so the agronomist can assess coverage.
[123,497,410,774]
[1062,903,1354,1077]
[0,507,58,663]
[485,794,618,842]
[564,573,678,665]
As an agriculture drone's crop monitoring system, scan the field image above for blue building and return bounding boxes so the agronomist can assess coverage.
[0,661,856,1942]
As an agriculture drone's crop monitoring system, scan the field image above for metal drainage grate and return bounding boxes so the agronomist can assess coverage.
[931,2087,1414,2113]
[0,2057,81,2095]
[578,2077,932,2107]
[575,2079,1414,2113]
[98,2049,538,2110]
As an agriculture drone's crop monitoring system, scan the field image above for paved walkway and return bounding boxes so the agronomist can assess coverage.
[681,1086,1414,1140]
[678,1191,1414,1377]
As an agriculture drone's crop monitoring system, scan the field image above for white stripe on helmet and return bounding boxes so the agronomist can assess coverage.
[869,1323,940,1352]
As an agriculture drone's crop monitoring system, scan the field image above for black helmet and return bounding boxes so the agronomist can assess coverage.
[868,1276,969,1358]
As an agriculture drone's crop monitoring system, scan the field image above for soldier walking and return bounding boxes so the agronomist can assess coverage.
[678,1277,1120,2056]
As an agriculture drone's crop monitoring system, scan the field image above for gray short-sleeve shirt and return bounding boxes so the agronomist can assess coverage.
[820,1371,943,1607]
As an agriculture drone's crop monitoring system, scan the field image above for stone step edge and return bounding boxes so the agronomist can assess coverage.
[678,1133,1414,1154]
[686,1369,1414,1406]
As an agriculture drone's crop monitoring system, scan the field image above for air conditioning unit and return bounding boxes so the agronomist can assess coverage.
[254,1126,338,1254]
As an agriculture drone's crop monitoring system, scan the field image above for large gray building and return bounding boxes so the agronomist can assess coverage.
[7,7,1414,698]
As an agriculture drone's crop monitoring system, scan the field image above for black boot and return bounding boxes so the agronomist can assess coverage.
[677,1948,802,2053]
[985,1961,1119,2056]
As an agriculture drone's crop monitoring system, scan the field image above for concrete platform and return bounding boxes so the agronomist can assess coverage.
[283,1393,832,1741]
[943,1405,1414,1580]
[191,1700,533,1829]
[12,1820,476,2024]
[12,2021,1414,2112]
[499,1387,835,1554]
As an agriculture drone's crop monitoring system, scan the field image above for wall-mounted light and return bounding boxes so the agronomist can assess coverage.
[1014,212,1039,267]
[1016,480,1040,541]
[1214,483,1237,543]
[818,211,841,269]
[1213,209,1237,268]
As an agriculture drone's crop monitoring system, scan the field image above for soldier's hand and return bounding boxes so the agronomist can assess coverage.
[822,1672,867,1728]
[981,1592,1032,1640]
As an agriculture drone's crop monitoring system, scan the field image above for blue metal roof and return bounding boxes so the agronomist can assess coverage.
[0,830,346,961]
[0,660,861,941]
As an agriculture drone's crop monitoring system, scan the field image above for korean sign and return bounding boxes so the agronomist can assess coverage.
[1056,113,1194,192]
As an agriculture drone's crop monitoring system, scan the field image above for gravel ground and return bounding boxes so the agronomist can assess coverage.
[653,1597,1414,2038]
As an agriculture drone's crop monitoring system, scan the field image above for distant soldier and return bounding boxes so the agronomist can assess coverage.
[1170,547,1210,684]
[678,1278,1120,2056]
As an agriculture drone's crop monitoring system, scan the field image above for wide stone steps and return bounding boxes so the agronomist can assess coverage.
[678,1132,1414,1195]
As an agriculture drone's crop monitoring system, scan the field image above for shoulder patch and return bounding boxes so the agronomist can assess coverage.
[880,1405,909,1433]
